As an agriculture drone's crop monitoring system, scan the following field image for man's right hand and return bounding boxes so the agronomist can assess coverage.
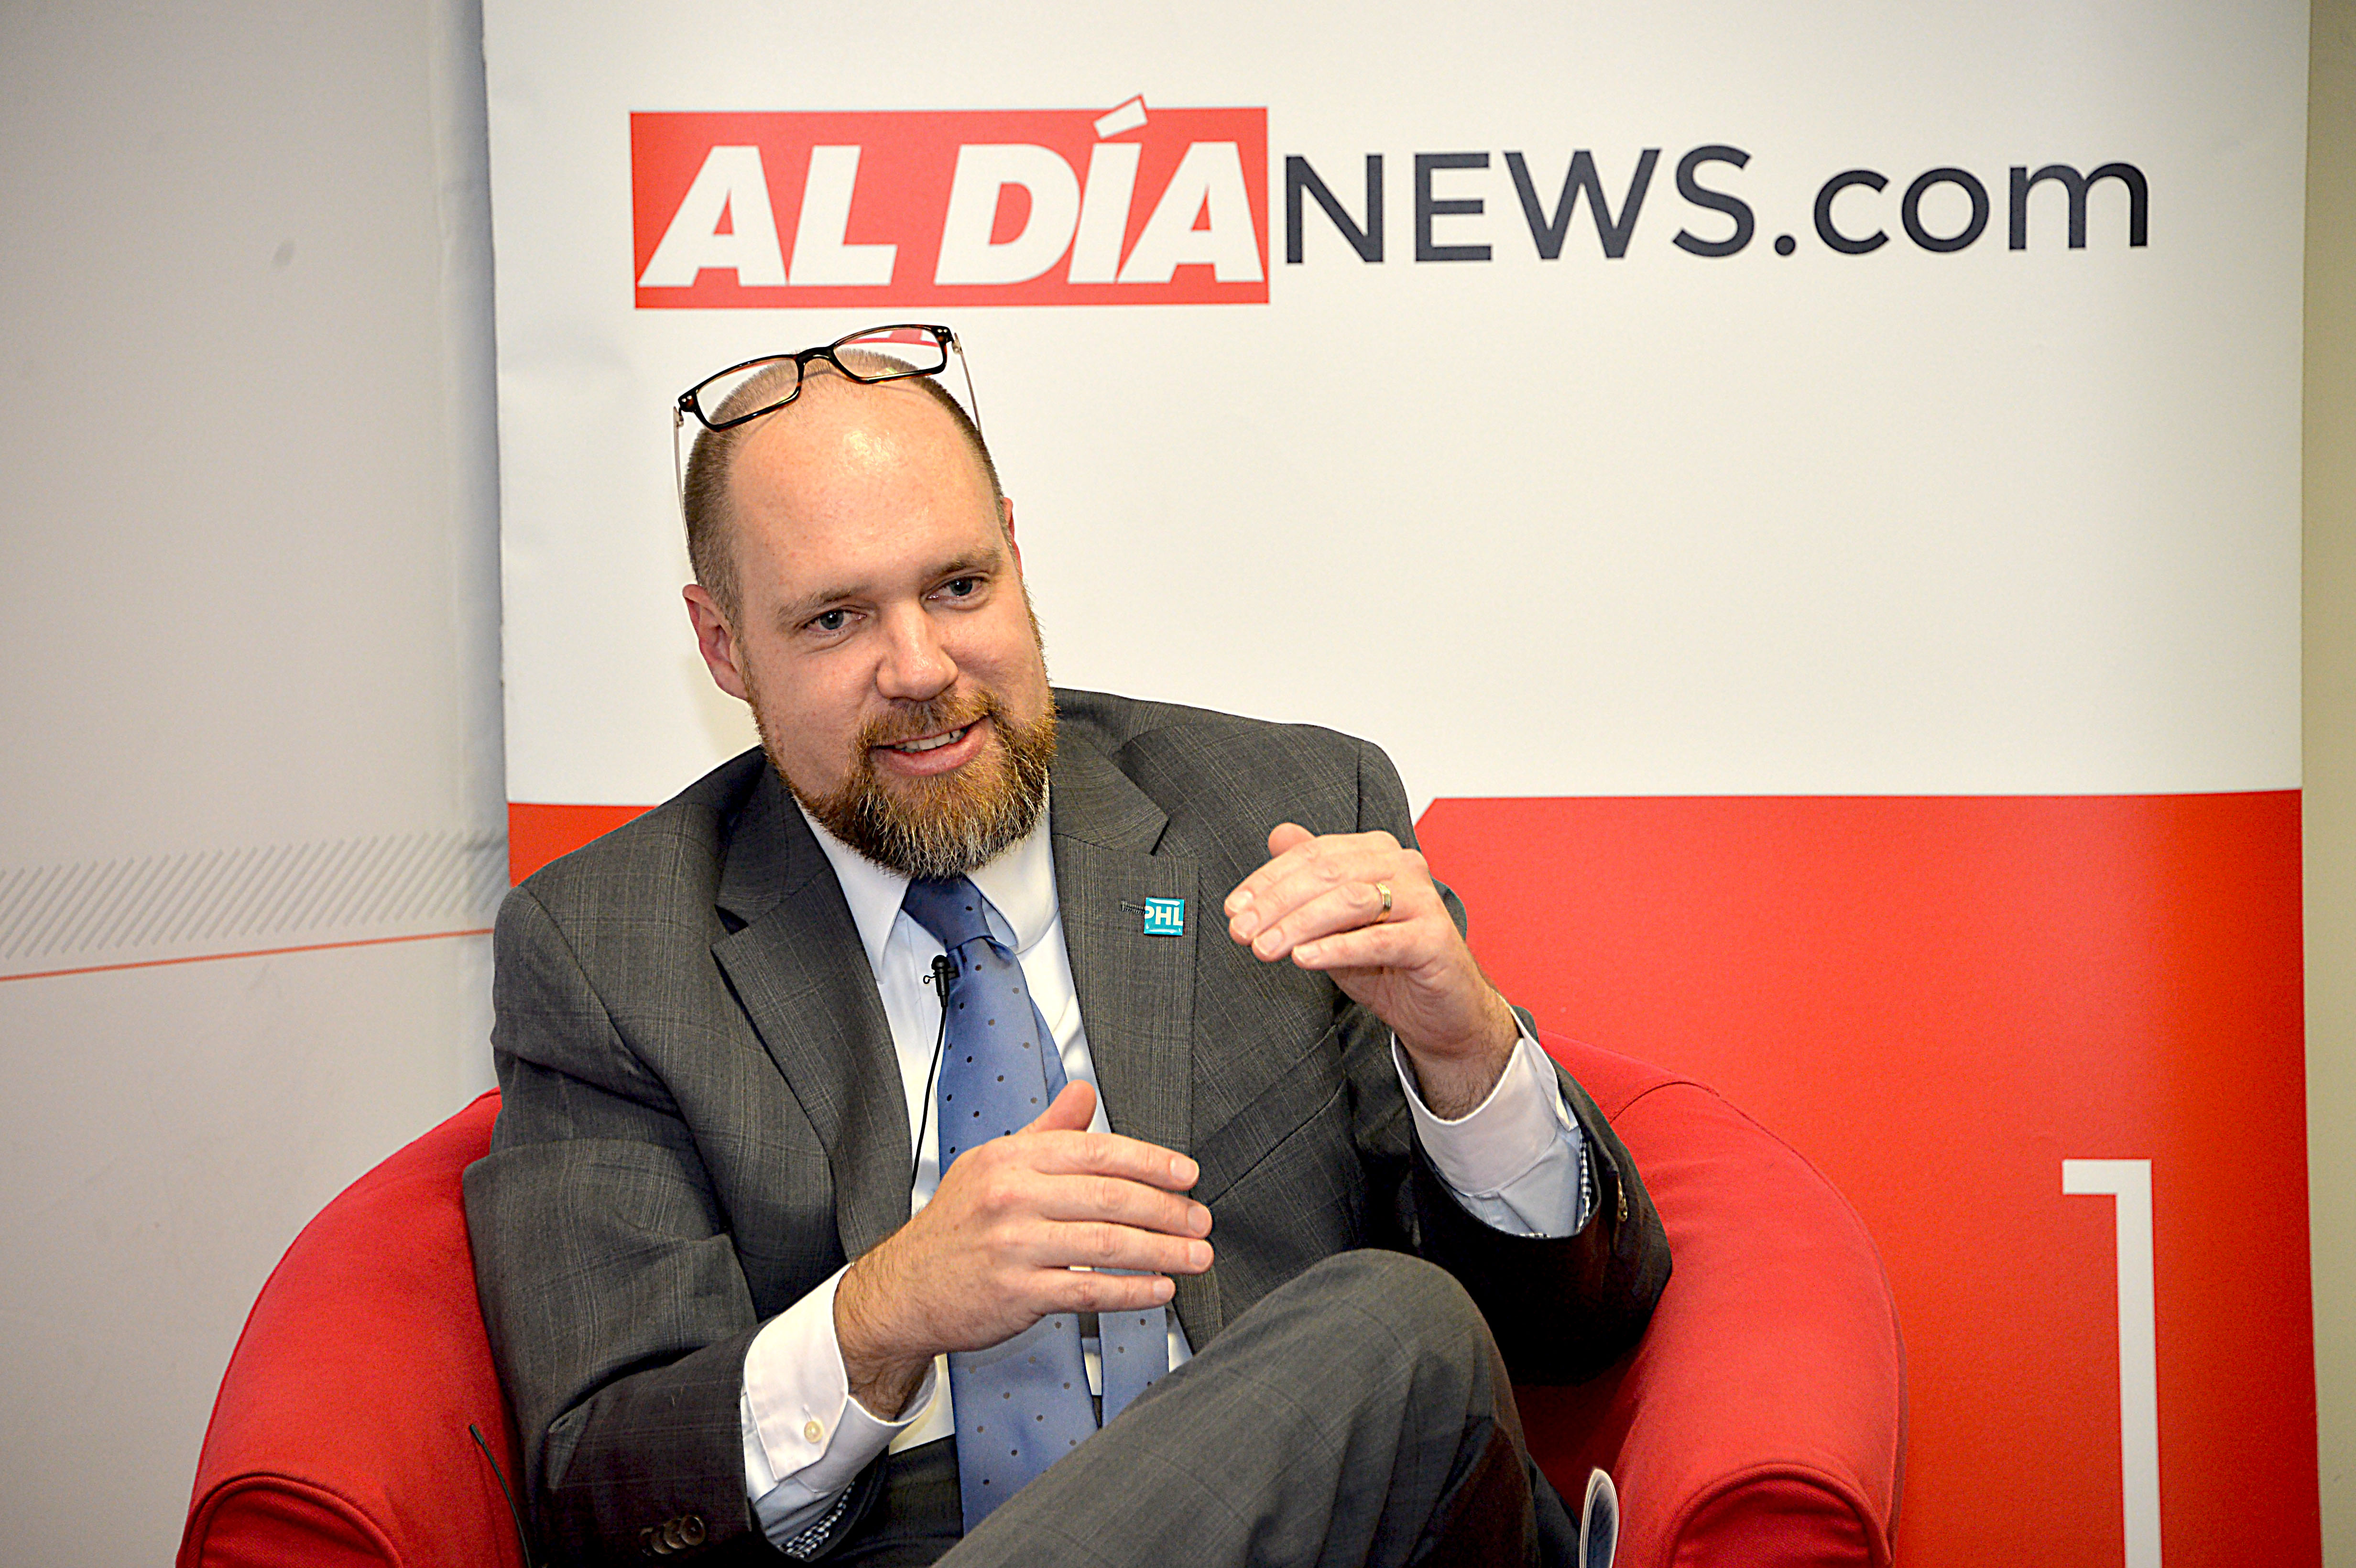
[831,1080,1213,1419]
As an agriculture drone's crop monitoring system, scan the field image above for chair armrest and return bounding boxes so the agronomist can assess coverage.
[1519,1036,1905,1567]
[180,1092,526,1568]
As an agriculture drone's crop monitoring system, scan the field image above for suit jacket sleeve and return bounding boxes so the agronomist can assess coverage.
[463,882,776,1566]
[1349,738,1671,1383]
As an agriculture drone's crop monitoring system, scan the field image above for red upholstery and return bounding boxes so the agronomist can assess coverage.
[180,1091,523,1568]
[182,1053,1905,1566]
[1523,1034,1906,1566]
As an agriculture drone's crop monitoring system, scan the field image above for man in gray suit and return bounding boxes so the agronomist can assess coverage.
[465,332,1669,1566]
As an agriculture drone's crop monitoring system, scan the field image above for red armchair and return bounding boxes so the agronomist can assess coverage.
[180,1039,1904,1566]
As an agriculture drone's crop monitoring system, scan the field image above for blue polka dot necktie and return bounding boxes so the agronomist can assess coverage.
[900,875,1168,1529]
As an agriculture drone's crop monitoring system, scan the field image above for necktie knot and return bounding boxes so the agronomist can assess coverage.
[901,875,996,954]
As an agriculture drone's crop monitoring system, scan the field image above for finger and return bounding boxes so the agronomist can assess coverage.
[1222,821,1316,922]
[1040,1267,1181,1315]
[1023,1079,1097,1136]
[1245,877,1408,963]
[1265,821,1313,859]
[1226,830,1407,941]
[1285,918,1435,973]
[1242,844,1433,962]
[1032,1169,1213,1239]
[1028,1220,1215,1278]
[1025,1127,1201,1192]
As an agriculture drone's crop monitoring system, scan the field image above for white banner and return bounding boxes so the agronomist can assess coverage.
[485,0,2304,814]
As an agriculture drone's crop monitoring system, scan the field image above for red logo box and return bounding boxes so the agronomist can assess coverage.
[631,101,1269,308]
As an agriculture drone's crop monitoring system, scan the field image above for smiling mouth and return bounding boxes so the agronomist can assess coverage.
[884,724,972,755]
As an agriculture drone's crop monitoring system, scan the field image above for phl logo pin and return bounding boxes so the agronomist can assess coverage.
[1140,897,1186,937]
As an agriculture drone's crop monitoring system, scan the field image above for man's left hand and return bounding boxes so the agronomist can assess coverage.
[1224,823,1518,1118]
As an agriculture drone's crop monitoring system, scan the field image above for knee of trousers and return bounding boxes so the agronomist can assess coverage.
[1267,1250,1501,1385]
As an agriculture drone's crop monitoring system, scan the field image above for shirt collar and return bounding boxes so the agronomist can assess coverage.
[796,789,1058,973]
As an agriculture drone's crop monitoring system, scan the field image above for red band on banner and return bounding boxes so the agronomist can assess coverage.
[508,801,650,884]
[1415,791,2318,1565]
[630,106,1269,308]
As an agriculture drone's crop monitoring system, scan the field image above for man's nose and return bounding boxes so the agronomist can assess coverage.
[874,606,957,700]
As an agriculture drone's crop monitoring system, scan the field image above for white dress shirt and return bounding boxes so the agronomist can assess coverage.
[740,800,1590,1546]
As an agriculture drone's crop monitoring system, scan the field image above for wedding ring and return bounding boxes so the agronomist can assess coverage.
[1374,881,1394,920]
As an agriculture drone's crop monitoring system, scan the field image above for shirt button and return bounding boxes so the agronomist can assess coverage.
[804,1418,825,1444]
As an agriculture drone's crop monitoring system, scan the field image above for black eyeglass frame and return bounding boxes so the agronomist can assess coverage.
[670,324,983,527]
[672,323,976,433]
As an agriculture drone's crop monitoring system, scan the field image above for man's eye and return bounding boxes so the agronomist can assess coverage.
[810,609,848,633]
[940,577,978,599]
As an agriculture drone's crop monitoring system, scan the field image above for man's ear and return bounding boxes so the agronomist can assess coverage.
[1000,494,1020,566]
[684,583,751,703]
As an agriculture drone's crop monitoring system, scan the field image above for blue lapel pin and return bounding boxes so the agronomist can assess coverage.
[1141,897,1185,937]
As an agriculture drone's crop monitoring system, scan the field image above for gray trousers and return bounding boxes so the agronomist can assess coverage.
[828,1250,1576,1567]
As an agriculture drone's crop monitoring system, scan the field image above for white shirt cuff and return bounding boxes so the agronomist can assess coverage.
[742,1268,938,1543]
[1394,1027,1589,1237]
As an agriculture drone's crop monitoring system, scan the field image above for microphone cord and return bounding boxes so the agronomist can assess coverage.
[911,953,955,1186]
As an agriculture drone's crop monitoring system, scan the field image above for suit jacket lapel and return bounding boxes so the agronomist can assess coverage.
[1048,737,1220,1345]
[711,768,912,1266]
[704,745,1221,1339]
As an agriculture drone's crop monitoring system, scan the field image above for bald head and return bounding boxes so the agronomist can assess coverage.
[682,365,1002,625]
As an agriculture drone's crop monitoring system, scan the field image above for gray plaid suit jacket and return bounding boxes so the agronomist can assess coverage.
[464,689,1669,1565]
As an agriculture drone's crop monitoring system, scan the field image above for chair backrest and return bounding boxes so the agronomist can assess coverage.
[1524,1033,1907,1567]
[179,1090,525,1568]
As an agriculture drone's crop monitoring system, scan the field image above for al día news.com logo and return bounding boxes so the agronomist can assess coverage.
[633,98,1267,307]
[630,96,2148,308]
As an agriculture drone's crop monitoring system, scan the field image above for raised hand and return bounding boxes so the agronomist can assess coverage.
[1224,823,1518,1118]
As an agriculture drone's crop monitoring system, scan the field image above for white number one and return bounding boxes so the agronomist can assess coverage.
[2064,1158,2161,1568]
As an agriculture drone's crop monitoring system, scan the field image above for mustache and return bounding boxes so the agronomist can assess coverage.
[856,690,1004,752]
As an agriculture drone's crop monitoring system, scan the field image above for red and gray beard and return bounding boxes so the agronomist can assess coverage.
[753,684,1057,881]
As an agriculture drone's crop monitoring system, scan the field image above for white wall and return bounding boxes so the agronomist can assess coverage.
[0,1,2347,1563]
[2310,0,2356,1556]
[0,1,503,1562]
